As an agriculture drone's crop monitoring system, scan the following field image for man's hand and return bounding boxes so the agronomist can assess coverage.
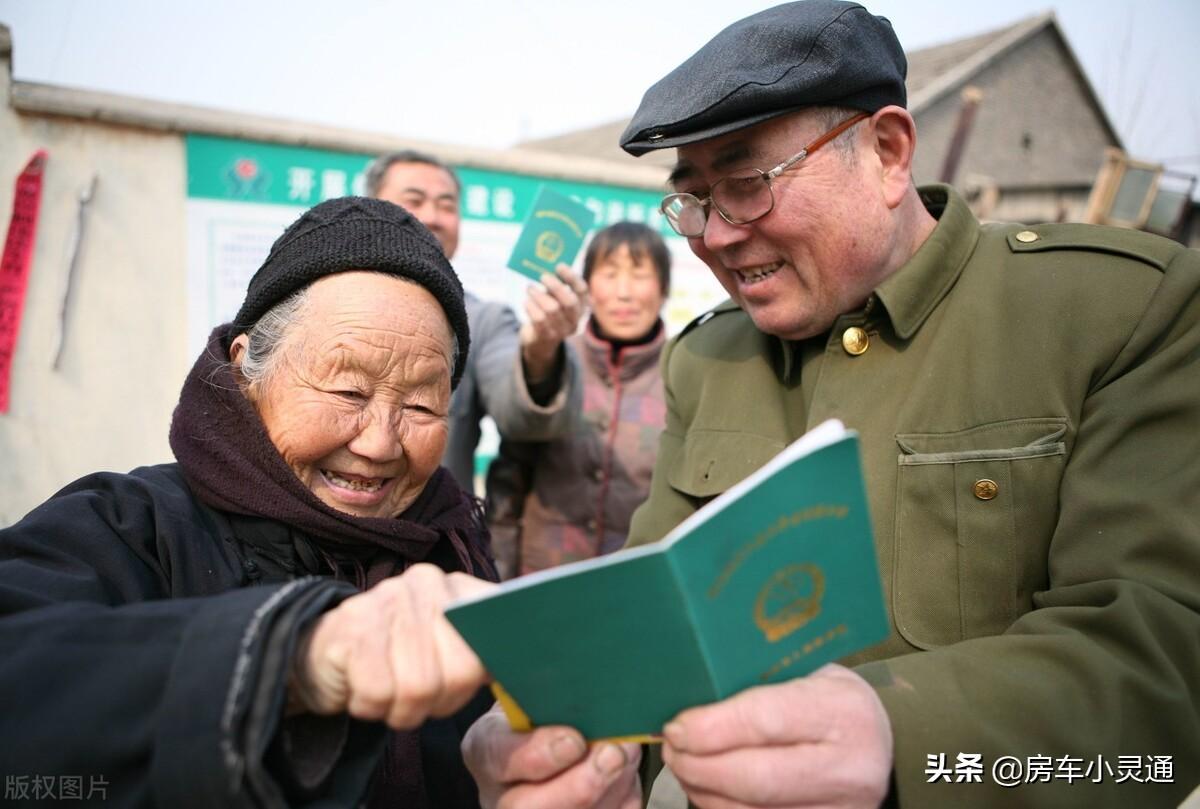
[287,564,495,729]
[662,664,892,809]
[463,706,641,809]
[519,264,588,383]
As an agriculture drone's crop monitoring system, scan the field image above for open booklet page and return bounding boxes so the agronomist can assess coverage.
[446,418,889,740]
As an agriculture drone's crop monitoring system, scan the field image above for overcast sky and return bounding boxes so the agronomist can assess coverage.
[2,0,1197,177]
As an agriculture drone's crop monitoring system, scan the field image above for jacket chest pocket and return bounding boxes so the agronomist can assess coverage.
[893,418,1068,649]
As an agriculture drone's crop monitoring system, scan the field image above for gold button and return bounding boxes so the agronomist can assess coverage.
[842,326,869,356]
[1015,230,1039,243]
[974,479,999,500]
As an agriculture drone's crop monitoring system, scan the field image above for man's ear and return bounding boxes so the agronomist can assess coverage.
[229,334,249,368]
[870,106,918,209]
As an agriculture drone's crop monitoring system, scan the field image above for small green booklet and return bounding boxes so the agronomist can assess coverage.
[505,185,596,281]
[446,419,889,741]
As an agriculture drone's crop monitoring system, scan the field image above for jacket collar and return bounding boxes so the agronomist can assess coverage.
[875,184,980,340]
[774,183,980,378]
[582,318,666,384]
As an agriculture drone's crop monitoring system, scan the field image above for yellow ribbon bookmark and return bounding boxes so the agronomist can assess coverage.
[489,682,664,744]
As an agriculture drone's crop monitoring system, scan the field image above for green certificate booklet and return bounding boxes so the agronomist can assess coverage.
[446,420,889,741]
[505,185,596,280]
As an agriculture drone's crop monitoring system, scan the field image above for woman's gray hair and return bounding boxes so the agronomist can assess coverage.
[236,273,459,391]
[237,287,309,391]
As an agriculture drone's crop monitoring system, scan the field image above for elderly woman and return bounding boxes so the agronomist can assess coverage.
[487,221,671,577]
[0,198,498,807]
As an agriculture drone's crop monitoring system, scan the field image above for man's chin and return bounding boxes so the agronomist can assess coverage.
[745,306,816,343]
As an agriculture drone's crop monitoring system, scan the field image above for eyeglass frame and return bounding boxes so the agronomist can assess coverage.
[659,112,870,238]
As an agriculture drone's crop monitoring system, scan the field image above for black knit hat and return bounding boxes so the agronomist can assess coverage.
[620,1,906,155]
[232,196,469,389]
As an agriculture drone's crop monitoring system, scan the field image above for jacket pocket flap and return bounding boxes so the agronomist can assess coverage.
[897,417,1068,463]
[669,430,786,498]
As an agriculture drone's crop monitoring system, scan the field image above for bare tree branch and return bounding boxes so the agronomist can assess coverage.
[1123,51,1159,149]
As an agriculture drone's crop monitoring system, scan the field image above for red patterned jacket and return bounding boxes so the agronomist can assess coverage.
[488,319,667,576]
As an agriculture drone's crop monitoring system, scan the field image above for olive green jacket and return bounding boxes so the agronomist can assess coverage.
[629,186,1200,807]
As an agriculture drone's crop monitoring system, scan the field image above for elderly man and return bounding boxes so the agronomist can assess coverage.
[365,150,585,492]
[462,2,1200,807]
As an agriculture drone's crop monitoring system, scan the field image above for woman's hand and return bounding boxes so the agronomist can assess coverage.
[463,706,642,809]
[520,264,589,382]
[287,563,495,729]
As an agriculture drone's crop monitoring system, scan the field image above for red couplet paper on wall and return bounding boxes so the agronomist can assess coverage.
[0,150,48,413]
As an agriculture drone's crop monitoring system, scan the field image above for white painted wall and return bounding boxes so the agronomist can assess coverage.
[0,49,187,524]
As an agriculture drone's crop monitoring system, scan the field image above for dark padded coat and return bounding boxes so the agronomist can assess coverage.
[0,463,490,808]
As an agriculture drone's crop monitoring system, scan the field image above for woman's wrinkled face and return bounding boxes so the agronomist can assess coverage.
[235,272,454,519]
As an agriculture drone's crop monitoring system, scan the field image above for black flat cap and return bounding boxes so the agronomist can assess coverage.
[232,196,470,389]
[620,0,905,155]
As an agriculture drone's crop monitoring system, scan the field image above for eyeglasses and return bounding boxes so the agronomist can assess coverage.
[659,112,869,238]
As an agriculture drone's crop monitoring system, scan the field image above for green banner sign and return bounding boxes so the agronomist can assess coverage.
[185,134,675,235]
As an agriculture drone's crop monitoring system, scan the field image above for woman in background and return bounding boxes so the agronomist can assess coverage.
[488,222,670,577]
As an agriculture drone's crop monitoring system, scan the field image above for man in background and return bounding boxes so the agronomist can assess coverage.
[366,150,585,492]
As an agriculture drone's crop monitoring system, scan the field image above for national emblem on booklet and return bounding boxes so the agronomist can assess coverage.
[505,185,597,281]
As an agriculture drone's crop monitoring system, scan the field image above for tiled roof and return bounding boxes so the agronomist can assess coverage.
[517,12,1118,171]
[521,120,676,169]
[906,23,1025,100]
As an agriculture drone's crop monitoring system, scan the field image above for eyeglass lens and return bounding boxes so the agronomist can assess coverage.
[715,173,771,222]
[663,196,708,237]
[662,171,773,237]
